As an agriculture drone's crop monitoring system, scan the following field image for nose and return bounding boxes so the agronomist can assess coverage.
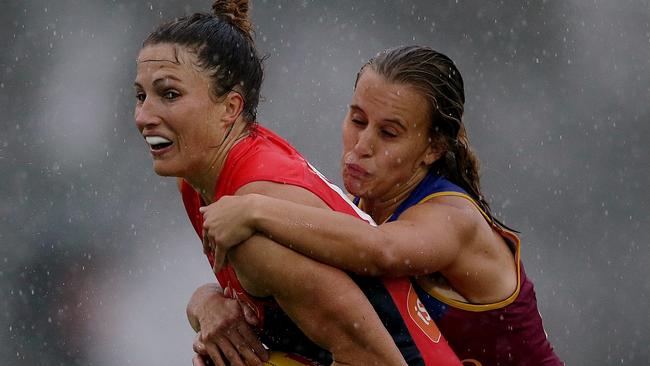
[134,98,160,131]
[353,128,374,157]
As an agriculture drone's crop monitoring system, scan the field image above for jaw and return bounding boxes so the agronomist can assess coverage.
[343,174,375,200]
[151,158,178,177]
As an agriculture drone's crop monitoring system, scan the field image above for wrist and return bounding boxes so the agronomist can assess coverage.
[247,193,266,231]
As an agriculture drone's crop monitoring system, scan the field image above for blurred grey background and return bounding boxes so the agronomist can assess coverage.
[1,0,648,364]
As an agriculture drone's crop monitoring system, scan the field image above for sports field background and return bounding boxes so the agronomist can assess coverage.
[1,1,648,364]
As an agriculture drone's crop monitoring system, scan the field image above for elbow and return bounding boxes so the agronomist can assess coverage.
[367,242,400,277]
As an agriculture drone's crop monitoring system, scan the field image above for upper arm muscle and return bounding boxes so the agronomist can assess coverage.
[377,197,478,276]
[228,180,341,295]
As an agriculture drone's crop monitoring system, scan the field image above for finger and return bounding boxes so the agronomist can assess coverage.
[237,323,267,361]
[202,354,218,366]
[202,230,212,255]
[193,334,208,356]
[223,286,232,298]
[213,247,226,273]
[213,336,246,366]
[192,354,207,366]
[239,301,259,326]
[203,341,227,366]
[204,355,217,366]
[229,327,267,364]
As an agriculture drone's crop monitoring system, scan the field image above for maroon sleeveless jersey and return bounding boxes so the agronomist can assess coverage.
[385,171,563,365]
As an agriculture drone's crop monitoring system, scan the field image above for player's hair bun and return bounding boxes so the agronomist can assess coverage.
[212,0,253,40]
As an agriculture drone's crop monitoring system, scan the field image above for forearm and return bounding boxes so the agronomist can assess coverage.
[248,194,393,276]
[230,235,406,365]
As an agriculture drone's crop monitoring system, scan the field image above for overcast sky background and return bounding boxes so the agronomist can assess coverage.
[1,1,648,365]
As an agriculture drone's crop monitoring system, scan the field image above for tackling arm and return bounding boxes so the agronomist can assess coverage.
[226,182,406,365]
[204,192,469,277]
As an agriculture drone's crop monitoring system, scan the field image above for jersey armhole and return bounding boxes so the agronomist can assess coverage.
[415,191,523,312]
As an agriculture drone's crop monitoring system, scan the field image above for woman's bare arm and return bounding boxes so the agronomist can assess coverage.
[203,192,472,277]
[204,181,406,365]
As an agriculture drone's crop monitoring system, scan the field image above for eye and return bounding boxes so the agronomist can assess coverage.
[135,91,146,104]
[163,90,180,100]
[381,129,398,138]
[351,118,367,127]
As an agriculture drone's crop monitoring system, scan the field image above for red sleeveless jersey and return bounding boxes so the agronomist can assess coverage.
[180,125,461,365]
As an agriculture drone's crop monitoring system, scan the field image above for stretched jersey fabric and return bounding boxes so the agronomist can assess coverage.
[180,125,461,365]
[383,170,563,366]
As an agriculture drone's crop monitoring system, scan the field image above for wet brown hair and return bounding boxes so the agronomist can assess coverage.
[357,45,510,229]
[142,0,263,122]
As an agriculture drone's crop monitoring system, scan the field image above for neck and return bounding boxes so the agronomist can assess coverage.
[186,120,250,204]
[360,168,429,224]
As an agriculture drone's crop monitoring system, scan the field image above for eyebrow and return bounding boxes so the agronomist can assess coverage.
[382,118,407,130]
[349,104,407,130]
[153,75,182,87]
[133,75,182,89]
[136,58,180,65]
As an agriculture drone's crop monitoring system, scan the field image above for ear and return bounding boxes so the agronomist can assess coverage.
[422,144,443,166]
[220,91,245,126]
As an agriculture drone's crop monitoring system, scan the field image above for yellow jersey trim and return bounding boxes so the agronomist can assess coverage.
[414,191,522,312]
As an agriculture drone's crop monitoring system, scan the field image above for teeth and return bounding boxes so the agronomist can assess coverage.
[145,136,172,145]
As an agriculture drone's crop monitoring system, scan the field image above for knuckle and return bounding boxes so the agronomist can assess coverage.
[199,331,210,343]
[204,327,222,339]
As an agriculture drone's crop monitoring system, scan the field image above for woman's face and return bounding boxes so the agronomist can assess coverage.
[341,69,439,201]
[134,43,227,180]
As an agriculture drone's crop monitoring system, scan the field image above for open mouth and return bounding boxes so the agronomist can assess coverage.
[145,136,173,151]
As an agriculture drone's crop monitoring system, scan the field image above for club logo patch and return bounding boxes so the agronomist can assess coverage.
[407,284,442,343]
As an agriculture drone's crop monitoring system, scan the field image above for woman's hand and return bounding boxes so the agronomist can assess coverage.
[192,333,214,366]
[200,195,259,272]
[187,284,268,366]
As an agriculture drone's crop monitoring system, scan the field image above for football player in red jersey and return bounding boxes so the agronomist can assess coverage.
[134,1,461,366]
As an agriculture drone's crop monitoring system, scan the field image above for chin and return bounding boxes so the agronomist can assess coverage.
[152,162,180,178]
[343,179,363,197]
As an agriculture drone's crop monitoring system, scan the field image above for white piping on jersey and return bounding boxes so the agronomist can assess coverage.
[307,162,377,227]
